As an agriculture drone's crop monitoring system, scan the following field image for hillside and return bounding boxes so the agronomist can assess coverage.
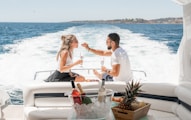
[71,17,183,24]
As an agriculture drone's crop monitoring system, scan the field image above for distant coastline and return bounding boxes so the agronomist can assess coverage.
[71,17,183,24]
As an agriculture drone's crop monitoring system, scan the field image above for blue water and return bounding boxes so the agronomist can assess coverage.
[0,23,182,54]
[115,24,182,53]
[0,22,82,53]
[0,22,183,105]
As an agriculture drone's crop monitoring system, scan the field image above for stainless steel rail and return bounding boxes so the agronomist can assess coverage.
[34,68,147,80]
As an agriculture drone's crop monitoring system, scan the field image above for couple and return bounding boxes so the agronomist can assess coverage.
[45,33,133,82]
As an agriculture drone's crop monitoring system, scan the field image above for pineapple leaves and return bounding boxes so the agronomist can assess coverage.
[123,81,143,104]
[118,80,143,110]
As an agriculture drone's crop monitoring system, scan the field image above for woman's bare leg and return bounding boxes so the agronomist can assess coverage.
[75,75,86,82]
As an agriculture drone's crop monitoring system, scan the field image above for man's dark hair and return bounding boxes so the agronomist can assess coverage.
[108,33,120,45]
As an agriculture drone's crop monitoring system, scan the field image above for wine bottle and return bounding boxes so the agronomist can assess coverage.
[98,79,106,102]
[71,80,82,104]
[77,83,92,104]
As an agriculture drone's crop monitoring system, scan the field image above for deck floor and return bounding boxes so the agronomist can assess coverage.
[2,105,24,120]
[2,105,155,120]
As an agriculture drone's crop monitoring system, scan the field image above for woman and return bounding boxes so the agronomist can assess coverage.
[45,34,85,82]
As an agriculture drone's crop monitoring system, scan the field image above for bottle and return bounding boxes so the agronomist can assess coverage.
[98,79,106,102]
[77,83,85,94]
[77,83,92,104]
[71,80,82,105]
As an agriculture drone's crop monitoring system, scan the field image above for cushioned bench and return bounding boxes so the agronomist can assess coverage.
[23,81,191,120]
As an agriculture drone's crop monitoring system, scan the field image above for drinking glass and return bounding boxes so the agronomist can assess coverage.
[100,57,104,67]
[80,52,83,67]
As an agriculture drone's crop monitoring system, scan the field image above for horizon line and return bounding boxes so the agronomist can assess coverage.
[0,17,183,23]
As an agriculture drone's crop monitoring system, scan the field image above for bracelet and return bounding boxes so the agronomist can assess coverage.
[88,47,91,52]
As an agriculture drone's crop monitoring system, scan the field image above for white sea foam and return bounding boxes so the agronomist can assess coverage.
[0,24,179,87]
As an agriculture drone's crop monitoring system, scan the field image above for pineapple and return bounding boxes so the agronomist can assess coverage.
[118,80,143,110]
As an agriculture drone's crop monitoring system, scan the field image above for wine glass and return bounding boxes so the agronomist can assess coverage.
[80,52,83,67]
[100,57,104,67]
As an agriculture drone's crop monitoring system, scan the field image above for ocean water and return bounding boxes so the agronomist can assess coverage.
[0,22,182,104]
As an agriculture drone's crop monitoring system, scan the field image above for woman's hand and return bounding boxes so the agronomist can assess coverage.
[74,59,83,66]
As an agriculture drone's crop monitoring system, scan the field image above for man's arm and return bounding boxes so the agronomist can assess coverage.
[82,42,112,56]
[88,47,111,56]
[102,64,120,77]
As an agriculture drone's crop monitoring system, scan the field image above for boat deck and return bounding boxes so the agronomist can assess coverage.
[2,105,24,120]
[3,105,154,120]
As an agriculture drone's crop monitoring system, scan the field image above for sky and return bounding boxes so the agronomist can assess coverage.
[0,0,182,22]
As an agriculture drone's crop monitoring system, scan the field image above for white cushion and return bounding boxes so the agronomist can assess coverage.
[24,107,72,120]
[148,109,180,120]
[23,81,126,107]
[141,82,177,97]
[176,104,191,120]
[34,98,72,107]
[175,84,191,106]
[138,97,178,113]
[23,81,191,120]
[175,83,191,120]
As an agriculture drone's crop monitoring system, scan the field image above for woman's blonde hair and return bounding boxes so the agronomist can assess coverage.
[57,34,77,60]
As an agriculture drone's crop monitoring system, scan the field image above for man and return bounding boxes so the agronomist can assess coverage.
[81,33,133,82]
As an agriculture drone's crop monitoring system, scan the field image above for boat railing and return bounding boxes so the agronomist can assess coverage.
[34,68,147,81]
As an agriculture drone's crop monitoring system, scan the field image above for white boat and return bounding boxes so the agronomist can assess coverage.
[1,0,191,119]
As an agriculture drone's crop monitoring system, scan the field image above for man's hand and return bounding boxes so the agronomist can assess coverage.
[81,42,89,50]
[101,66,107,72]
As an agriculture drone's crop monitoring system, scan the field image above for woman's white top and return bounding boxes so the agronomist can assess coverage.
[57,51,73,73]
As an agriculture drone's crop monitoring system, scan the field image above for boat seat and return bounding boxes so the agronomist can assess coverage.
[23,81,191,120]
[147,109,180,120]
[139,81,191,120]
